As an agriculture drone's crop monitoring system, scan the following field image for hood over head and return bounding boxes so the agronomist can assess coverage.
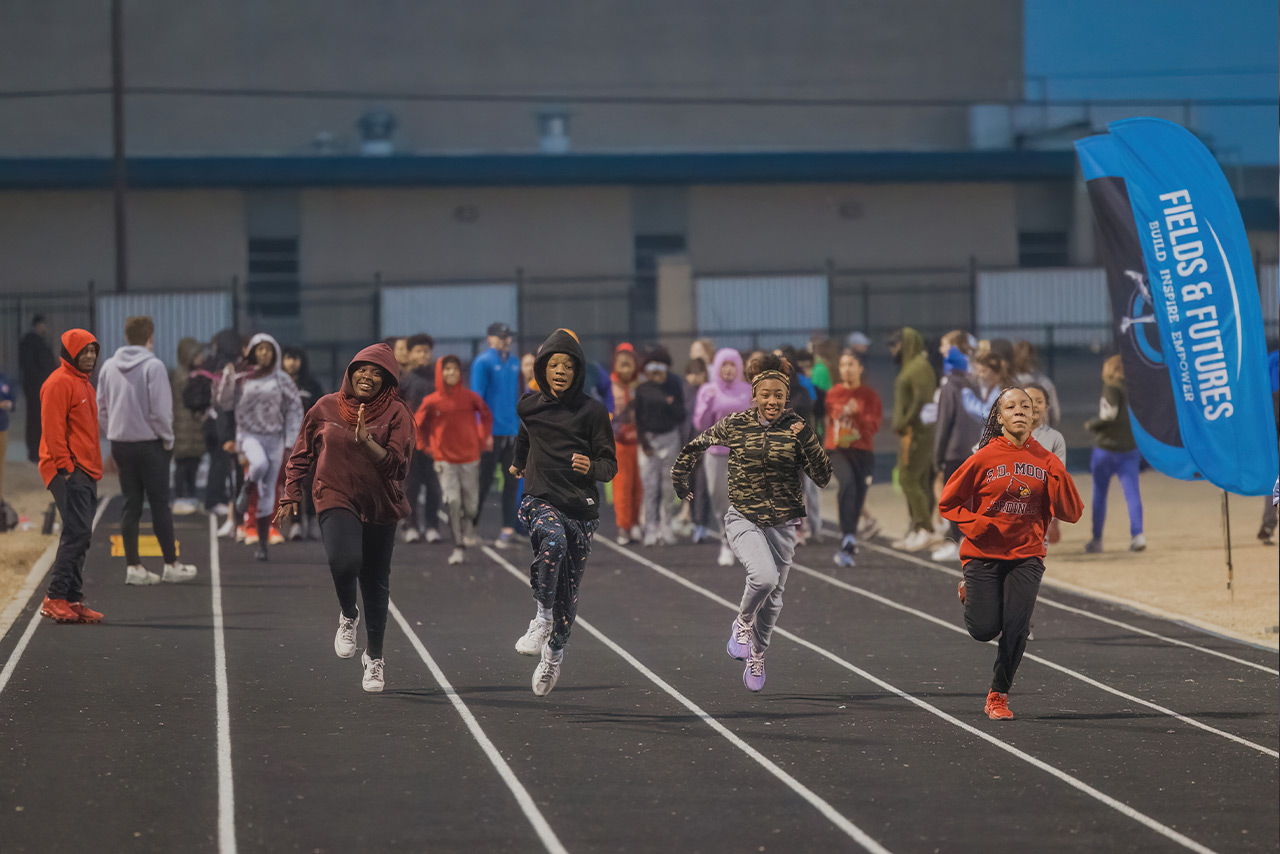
[895,327,925,363]
[245,332,284,375]
[341,343,401,399]
[433,354,463,395]
[534,329,587,403]
[710,347,746,390]
[177,337,203,370]
[60,329,99,373]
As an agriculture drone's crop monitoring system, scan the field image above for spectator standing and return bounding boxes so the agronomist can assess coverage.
[1084,355,1145,554]
[18,315,58,463]
[38,330,105,624]
[207,329,243,520]
[0,363,14,506]
[889,327,938,551]
[931,331,982,562]
[98,317,198,586]
[677,357,714,542]
[170,337,208,516]
[471,322,522,547]
[398,333,443,544]
[693,347,752,566]
[634,346,685,546]
[609,344,643,544]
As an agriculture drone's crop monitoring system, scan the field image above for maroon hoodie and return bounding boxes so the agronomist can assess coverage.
[414,357,493,464]
[283,344,415,524]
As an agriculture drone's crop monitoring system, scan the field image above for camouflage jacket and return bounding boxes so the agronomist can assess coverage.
[672,408,832,529]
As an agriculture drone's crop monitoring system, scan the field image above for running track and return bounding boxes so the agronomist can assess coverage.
[1,496,1276,853]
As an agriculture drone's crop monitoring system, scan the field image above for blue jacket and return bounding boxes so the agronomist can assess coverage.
[0,372,12,432]
[470,347,523,436]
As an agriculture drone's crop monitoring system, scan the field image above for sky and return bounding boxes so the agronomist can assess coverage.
[1025,0,1278,164]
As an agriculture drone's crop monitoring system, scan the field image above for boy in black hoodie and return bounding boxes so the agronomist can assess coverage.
[510,329,617,696]
[633,345,685,546]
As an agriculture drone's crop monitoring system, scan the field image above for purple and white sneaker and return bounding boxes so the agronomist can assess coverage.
[726,617,752,660]
[743,647,767,692]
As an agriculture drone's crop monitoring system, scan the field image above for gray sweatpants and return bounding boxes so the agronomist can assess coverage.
[724,506,796,652]
[240,431,285,516]
[704,452,730,534]
[434,460,480,546]
[639,429,682,538]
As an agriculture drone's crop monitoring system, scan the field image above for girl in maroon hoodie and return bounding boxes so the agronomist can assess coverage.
[278,343,415,693]
[414,355,493,566]
[939,387,1083,721]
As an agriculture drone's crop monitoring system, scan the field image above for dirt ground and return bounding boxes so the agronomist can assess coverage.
[0,460,59,611]
[821,470,1280,649]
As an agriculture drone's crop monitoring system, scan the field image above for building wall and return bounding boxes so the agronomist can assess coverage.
[0,0,1022,156]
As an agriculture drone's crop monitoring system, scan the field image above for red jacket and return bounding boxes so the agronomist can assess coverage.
[38,329,102,486]
[414,360,493,464]
[283,343,415,524]
[824,383,882,452]
[939,435,1083,562]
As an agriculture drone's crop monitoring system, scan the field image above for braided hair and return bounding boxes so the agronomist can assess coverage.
[976,385,1032,450]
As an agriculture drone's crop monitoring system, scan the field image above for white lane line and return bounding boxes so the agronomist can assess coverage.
[388,600,569,854]
[209,513,238,854]
[597,537,1222,854]
[0,498,111,699]
[786,561,1278,759]
[851,536,1279,675]
[480,546,892,854]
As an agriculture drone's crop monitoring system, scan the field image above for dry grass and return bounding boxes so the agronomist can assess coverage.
[0,460,59,609]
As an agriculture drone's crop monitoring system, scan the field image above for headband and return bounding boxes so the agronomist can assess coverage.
[751,369,789,393]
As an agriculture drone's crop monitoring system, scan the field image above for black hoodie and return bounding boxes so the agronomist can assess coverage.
[514,329,617,520]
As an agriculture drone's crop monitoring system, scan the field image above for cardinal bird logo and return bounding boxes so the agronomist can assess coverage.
[1009,477,1032,499]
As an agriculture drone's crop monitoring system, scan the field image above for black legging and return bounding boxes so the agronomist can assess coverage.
[319,508,398,659]
[829,447,875,537]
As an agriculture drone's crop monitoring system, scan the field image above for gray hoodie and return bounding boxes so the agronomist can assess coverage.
[216,333,303,446]
[97,344,175,447]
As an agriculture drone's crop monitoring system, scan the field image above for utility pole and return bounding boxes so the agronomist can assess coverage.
[110,0,128,292]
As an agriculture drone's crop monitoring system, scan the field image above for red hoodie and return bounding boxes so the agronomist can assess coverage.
[939,435,1083,562]
[38,329,102,486]
[414,359,493,463]
[283,343,415,525]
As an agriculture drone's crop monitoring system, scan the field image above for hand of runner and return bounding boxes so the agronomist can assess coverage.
[355,404,369,444]
[571,453,591,474]
[790,421,805,436]
[273,501,296,527]
[508,465,524,478]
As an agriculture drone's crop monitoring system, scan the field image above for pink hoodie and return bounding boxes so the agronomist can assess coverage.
[693,348,752,456]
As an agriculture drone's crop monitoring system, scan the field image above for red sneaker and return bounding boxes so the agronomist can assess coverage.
[985,690,1014,720]
[68,602,104,624]
[40,597,80,623]
[957,579,966,605]
[268,525,285,545]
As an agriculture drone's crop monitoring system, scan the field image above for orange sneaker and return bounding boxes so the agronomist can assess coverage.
[243,526,259,546]
[68,602,104,624]
[985,690,1014,720]
[268,525,285,545]
[957,579,966,605]
[40,597,80,623]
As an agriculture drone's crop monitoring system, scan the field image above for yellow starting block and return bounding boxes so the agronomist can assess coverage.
[110,535,180,558]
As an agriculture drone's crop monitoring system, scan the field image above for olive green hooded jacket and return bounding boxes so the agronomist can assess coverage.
[891,327,937,436]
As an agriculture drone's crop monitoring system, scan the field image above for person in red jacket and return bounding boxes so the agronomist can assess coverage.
[939,386,1083,721]
[38,329,105,624]
[823,348,882,568]
[415,355,493,566]
[277,343,415,693]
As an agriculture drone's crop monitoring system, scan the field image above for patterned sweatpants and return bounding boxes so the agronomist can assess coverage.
[519,496,598,651]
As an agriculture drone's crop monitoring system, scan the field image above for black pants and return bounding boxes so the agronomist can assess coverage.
[830,447,875,537]
[47,469,98,602]
[173,456,201,500]
[962,557,1044,694]
[519,496,597,651]
[24,392,41,463]
[112,439,178,565]
[406,450,442,532]
[941,459,965,542]
[476,435,519,530]
[319,508,397,659]
[689,456,714,529]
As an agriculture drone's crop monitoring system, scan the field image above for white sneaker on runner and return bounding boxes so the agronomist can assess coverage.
[161,562,198,583]
[403,527,421,544]
[125,564,161,586]
[717,544,735,567]
[930,541,960,562]
[447,547,465,565]
[532,644,562,696]
[515,617,553,655]
[424,528,442,544]
[361,651,385,693]
[216,516,236,538]
[335,610,360,659]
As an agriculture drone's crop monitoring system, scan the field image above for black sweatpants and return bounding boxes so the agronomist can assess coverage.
[47,469,98,602]
[519,496,598,651]
[112,439,178,565]
[830,447,875,537]
[173,456,201,500]
[941,459,965,542]
[319,508,397,659]
[962,557,1044,694]
[406,449,442,533]
[476,435,519,530]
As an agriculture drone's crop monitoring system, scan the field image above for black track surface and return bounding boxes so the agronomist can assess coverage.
[1,496,1276,853]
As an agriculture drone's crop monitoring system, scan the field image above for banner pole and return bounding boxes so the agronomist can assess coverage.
[1221,490,1234,602]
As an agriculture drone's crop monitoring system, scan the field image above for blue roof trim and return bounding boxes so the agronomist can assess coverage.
[0,150,1077,189]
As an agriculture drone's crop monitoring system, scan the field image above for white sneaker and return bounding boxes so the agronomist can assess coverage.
[933,518,950,538]
[515,617,553,655]
[424,528,442,544]
[629,525,643,541]
[717,544,735,567]
[361,651,385,693]
[211,503,230,516]
[463,535,481,548]
[171,498,198,516]
[161,562,198,583]
[659,526,677,546]
[532,643,562,696]
[217,516,236,538]
[403,527,422,544]
[125,564,161,586]
[930,540,959,562]
[447,547,465,565]
[1130,534,1147,552]
[335,610,359,659]
[902,529,934,551]
[288,522,304,542]
[642,533,658,547]
[615,532,631,545]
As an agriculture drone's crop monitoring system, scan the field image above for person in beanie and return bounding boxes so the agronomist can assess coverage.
[633,345,685,546]
[38,329,105,624]
[672,352,832,692]
[510,329,617,697]
[472,321,523,548]
[278,343,415,693]
[889,328,938,551]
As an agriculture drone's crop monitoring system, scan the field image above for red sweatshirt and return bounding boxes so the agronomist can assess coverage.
[38,329,102,486]
[939,435,1083,562]
[824,383,882,452]
[414,360,493,464]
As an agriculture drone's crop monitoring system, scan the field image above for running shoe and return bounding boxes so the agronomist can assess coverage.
[1084,539,1103,554]
[125,564,161,586]
[447,547,465,566]
[161,562,198,583]
[726,617,752,660]
[494,531,514,550]
[515,617,553,656]
[40,597,80,624]
[743,647,767,692]
[67,601,104,624]
[532,643,562,696]
[1129,534,1147,552]
[403,526,421,544]
[1257,527,1275,546]
[288,523,304,542]
[984,690,1013,720]
[832,550,855,568]
[268,526,286,546]
[216,515,236,539]
[361,651,385,693]
[957,579,966,605]
[691,525,708,545]
[242,526,257,546]
[615,531,632,546]
[335,610,359,658]
[629,525,643,542]
[424,528,442,544]
[930,540,960,562]
[716,544,735,567]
